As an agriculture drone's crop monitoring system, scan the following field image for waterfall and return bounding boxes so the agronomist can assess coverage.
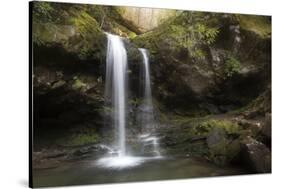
[98,35,161,169]
[138,48,154,131]
[138,48,161,157]
[105,33,127,156]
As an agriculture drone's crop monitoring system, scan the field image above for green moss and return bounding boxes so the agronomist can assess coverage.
[68,133,99,146]
[72,77,87,90]
[207,136,241,166]
[196,119,241,135]
[56,126,100,147]
[70,11,101,38]
[32,2,105,59]
[58,133,99,147]
[162,115,244,164]
[128,32,137,39]
[196,119,241,165]
[86,5,140,36]
[237,15,271,38]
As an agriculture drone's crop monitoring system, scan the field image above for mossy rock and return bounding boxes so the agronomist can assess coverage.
[72,77,87,90]
[163,117,243,165]
[195,119,241,165]
[237,15,271,38]
[32,2,106,60]
[207,129,241,166]
[56,127,100,147]
[66,133,99,146]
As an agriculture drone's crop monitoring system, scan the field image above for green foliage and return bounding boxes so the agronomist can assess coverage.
[166,20,219,58]
[86,5,106,27]
[224,56,241,78]
[33,2,54,22]
[197,24,219,44]
[134,12,219,60]
[78,45,95,59]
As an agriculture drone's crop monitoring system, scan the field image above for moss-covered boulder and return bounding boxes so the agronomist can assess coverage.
[160,116,247,165]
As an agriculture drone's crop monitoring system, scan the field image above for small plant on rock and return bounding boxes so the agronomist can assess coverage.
[224,56,241,78]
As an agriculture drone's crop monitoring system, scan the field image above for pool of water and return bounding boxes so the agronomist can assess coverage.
[33,156,251,187]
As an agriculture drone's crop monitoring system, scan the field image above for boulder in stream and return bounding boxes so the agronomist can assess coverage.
[241,137,271,173]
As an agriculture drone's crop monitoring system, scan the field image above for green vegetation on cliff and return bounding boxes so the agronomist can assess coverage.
[237,15,271,38]
[133,12,220,60]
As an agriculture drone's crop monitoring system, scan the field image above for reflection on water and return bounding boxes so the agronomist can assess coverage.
[33,157,252,187]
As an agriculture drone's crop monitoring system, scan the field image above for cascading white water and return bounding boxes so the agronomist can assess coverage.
[105,33,127,156]
[98,35,161,169]
[99,33,144,168]
[138,48,161,157]
[140,48,152,106]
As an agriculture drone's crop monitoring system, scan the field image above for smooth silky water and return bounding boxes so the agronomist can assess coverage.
[33,156,250,187]
[100,33,145,168]
[104,33,127,157]
[138,48,161,157]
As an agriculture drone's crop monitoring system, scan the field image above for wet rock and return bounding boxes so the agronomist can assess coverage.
[207,128,241,166]
[262,113,271,139]
[241,137,271,173]
[33,149,68,169]
[72,146,95,157]
[45,150,67,159]
[199,103,220,114]
[236,118,262,136]
[51,80,66,89]
[219,105,236,113]
[207,128,226,148]
[71,144,114,158]
[33,158,61,169]
[229,25,241,53]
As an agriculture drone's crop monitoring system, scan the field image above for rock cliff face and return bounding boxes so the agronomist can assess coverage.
[133,14,271,115]
[32,2,271,173]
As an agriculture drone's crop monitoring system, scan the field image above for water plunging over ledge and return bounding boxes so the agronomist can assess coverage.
[104,33,127,157]
[138,48,161,157]
[98,34,163,168]
[99,33,146,168]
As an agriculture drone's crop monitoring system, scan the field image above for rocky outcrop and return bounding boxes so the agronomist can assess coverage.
[241,137,271,173]
[32,3,107,150]
[33,144,114,169]
[262,113,272,140]
[133,13,271,115]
